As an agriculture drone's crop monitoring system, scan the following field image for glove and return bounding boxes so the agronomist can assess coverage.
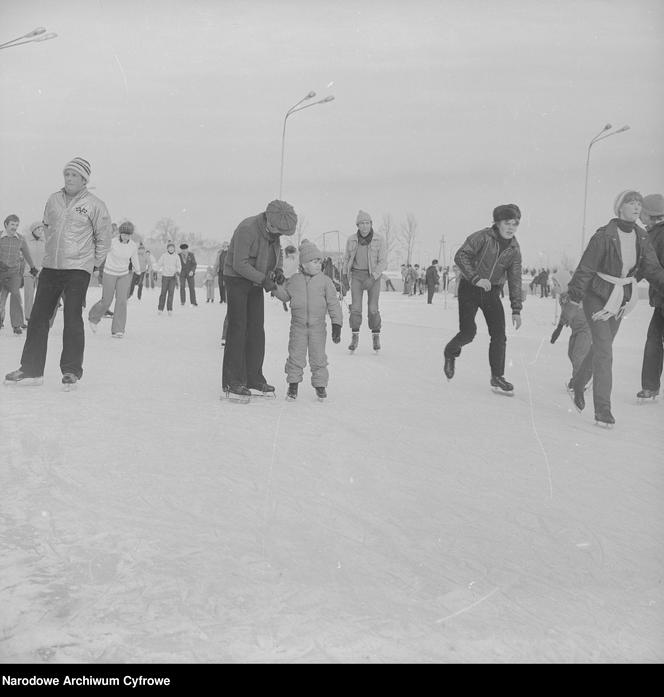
[261,276,277,292]
[29,267,39,277]
[550,321,565,344]
[273,268,285,285]
[362,276,375,290]
[332,324,341,343]
[512,313,522,330]
[475,278,491,291]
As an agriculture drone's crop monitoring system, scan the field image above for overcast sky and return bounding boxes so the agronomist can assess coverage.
[1,0,662,267]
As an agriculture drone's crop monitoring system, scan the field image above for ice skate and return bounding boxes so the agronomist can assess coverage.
[62,373,79,391]
[490,375,514,396]
[4,369,43,386]
[636,388,659,403]
[112,332,124,339]
[569,383,585,412]
[372,332,381,352]
[221,384,251,404]
[286,383,298,401]
[594,408,615,428]
[89,321,98,333]
[348,332,359,352]
[443,356,455,381]
[315,386,327,401]
[248,382,277,399]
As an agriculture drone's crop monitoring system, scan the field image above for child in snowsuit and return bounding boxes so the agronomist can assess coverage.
[272,239,343,400]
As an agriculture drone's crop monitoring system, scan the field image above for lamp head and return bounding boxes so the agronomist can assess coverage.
[305,91,316,99]
[603,123,612,131]
[25,27,46,38]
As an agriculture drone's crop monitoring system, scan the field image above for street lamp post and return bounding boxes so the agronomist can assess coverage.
[0,27,57,50]
[279,91,334,198]
[581,123,630,253]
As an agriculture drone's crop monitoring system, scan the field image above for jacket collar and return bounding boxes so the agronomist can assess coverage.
[488,225,518,248]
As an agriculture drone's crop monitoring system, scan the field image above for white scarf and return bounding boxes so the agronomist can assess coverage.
[591,272,638,321]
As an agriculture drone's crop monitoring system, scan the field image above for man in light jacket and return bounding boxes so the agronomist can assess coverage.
[5,158,112,387]
[342,210,387,352]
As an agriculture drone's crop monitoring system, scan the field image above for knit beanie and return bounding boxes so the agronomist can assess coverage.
[167,242,175,250]
[613,190,643,216]
[266,200,297,236]
[492,204,521,222]
[298,239,322,264]
[29,221,44,235]
[63,157,91,182]
[356,210,372,224]
[641,193,664,217]
[119,221,134,235]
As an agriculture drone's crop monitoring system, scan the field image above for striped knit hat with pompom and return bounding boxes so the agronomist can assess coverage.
[63,157,91,182]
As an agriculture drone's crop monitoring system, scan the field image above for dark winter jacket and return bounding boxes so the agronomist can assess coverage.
[425,265,440,286]
[646,221,664,308]
[454,226,523,313]
[568,219,664,305]
[178,251,197,277]
[224,213,284,285]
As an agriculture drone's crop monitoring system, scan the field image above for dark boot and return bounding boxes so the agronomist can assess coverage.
[315,386,327,399]
[287,383,298,400]
[372,332,381,351]
[348,332,359,351]
[443,356,455,380]
[594,407,615,426]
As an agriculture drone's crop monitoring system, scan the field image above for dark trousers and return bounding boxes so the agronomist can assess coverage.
[158,276,177,311]
[222,276,266,389]
[128,271,145,299]
[218,275,226,303]
[20,268,90,378]
[641,307,664,392]
[574,292,622,412]
[0,268,25,329]
[426,283,436,304]
[444,278,506,377]
[180,274,197,305]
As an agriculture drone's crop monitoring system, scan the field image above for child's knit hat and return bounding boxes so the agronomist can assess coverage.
[299,239,322,264]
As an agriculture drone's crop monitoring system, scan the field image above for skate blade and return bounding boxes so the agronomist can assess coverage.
[491,387,514,396]
[637,397,658,404]
[285,395,297,401]
[594,420,614,429]
[221,393,250,404]
[4,378,44,387]
[62,383,78,392]
[249,390,276,399]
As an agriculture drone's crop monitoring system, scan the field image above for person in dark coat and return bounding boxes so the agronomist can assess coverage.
[214,241,229,303]
[443,204,523,393]
[178,243,197,306]
[567,190,664,425]
[222,200,297,397]
[425,259,440,304]
[636,193,664,400]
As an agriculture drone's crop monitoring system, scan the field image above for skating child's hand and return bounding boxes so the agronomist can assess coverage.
[332,324,342,343]
[272,268,285,285]
[512,313,522,330]
[29,267,39,277]
[475,278,491,291]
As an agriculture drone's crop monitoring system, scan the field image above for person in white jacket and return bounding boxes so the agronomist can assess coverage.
[88,221,141,337]
[156,242,182,315]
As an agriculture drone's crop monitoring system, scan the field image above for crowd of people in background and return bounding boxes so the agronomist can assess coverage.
[3,157,664,425]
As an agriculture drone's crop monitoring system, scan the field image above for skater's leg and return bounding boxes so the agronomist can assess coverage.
[88,273,118,324]
[110,273,132,333]
[308,327,329,387]
[222,276,250,388]
[285,325,307,385]
[641,307,664,392]
[444,278,480,359]
[481,287,507,377]
[245,284,266,386]
[349,270,365,332]
[60,270,91,379]
[366,276,382,332]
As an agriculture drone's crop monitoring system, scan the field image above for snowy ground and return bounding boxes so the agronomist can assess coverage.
[0,285,662,663]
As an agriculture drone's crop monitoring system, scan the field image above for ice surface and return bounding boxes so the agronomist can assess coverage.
[1,286,662,663]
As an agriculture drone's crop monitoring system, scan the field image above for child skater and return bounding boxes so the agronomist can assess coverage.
[204,266,215,303]
[272,239,343,400]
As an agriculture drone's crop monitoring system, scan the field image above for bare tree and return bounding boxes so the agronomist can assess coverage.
[295,215,308,247]
[378,213,399,269]
[151,217,180,246]
[398,213,418,265]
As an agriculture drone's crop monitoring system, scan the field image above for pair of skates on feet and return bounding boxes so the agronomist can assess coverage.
[4,369,79,391]
[348,331,380,353]
[566,379,618,427]
[222,382,277,404]
[286,383,327,402]
[443,355,514,395]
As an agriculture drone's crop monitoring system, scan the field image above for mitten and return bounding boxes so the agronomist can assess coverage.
[331,324,342,343]
[273,268,285,285]
[262,277,277,292]
[29,267,39,277]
